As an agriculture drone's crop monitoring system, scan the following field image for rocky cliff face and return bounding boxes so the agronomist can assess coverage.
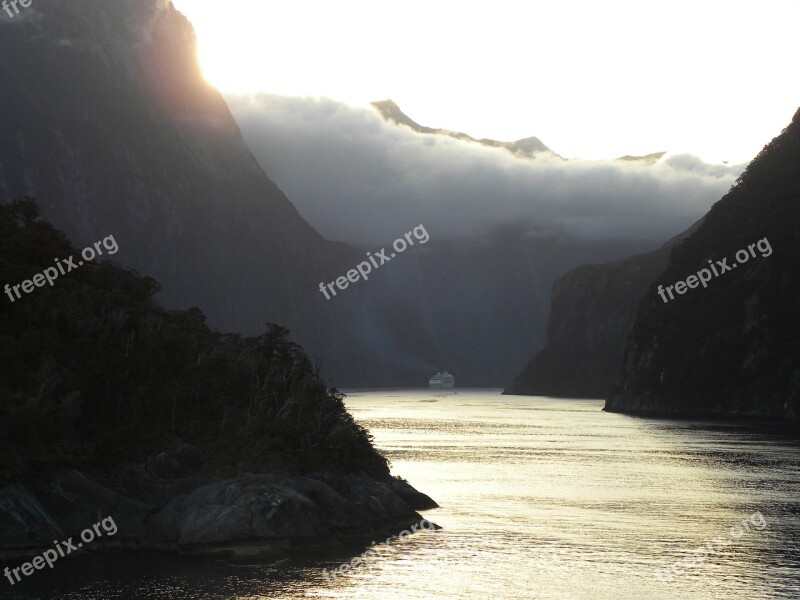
[503,226,697,397]
[606,109,800,420]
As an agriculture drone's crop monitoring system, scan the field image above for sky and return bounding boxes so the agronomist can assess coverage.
[172,0,800,164]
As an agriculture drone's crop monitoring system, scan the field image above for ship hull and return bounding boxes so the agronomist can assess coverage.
[429,381,455,389]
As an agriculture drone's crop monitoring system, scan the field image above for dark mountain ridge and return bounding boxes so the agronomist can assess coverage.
[606,108,800,420]
[0,0,466,388]
[0,0,373,378]
[371,99,668,165]
[505,110,799,417]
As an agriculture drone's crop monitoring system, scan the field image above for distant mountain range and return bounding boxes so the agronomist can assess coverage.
[371,99,557,159]
[371,99,667,165]
[0,0,732,389]
[615,151,668,166]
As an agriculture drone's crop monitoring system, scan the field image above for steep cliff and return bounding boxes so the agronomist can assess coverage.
[606,110,800,420]
[503,226,697,397]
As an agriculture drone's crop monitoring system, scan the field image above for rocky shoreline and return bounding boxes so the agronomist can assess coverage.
[0,467,438,564]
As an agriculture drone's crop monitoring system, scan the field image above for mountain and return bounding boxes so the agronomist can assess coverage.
[371,100,671,165]
[616,151,667,165]
[344,230,657,386]
[0,0,654,387]
[606,109,800,420]
[371,99,557,159]
[0,0,381,381]
[503,224,698,397]
[0,0,721,389]
[0,0,474,388]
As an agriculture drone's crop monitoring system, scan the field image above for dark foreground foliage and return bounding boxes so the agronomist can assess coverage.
[0,199,389,483]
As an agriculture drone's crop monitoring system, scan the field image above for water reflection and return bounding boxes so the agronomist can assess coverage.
[3,391,798,599]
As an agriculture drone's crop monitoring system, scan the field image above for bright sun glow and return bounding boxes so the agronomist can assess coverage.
[172,0,800,164]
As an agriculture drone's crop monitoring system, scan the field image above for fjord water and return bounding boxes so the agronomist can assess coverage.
[5,390,799,599]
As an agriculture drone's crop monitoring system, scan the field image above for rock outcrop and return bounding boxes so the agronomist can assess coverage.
[0,470,437,562]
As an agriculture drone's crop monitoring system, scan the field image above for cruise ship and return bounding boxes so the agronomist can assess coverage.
[428,371,455,389]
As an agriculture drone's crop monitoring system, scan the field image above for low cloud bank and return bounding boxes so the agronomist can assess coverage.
[227,94,745,246]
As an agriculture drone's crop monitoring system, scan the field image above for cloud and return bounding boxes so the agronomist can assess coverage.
[226,93,745,246]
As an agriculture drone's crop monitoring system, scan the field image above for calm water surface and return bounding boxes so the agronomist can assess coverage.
[4,390,799,599]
